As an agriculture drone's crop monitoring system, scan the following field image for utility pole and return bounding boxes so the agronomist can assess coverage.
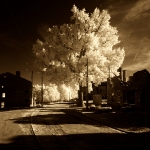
[31,70,33,107]
[68,85,70,101]
[40,68,46,107]
[31,70,33,84]
[86,58,88,111]
[41,75,43,107]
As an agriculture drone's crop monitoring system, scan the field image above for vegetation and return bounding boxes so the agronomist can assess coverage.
[32,5,125,99]
[33,84,78,103]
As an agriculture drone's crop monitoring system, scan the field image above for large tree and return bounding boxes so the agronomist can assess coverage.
[33,5,125,89]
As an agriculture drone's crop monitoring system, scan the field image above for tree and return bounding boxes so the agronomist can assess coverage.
[33,5,125,89]
[33,83,78,102]
[43,84,60,102]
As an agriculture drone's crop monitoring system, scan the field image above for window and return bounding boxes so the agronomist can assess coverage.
[2,93,5,98]
[1,102,5,108]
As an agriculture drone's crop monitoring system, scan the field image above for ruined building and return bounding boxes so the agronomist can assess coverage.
[107,68,150,111]
[77,81,107,106]
[77,68,150,111]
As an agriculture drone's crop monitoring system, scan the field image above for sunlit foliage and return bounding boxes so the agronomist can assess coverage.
[33,5,125,90]
[33,84,78,102]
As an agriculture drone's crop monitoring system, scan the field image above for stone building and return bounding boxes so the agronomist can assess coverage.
[0,71,32,108]
[127,69,150,110]
[107,68,150,111]
[92,82,107,99]
[77,82,107,106]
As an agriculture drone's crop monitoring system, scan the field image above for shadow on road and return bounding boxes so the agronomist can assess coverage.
[8,108,150,141]
[0,107,33,112]
[1,106,150,149]
[0,133,149,150]
[10,108,150,129]
[10,109,100,126]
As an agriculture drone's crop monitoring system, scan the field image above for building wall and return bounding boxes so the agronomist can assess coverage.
[0,72,32,108]
[107,76,125,107]
[78,82,107,101]
[107,69,150,111]
[92,82,107,99]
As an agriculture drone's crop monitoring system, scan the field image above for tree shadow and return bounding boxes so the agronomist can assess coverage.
[0,107,34,112]
[10,108,150,127]
[10,109,100,125]
[85,111,150,129]
[0,133,149,150]
[8,108,150,142]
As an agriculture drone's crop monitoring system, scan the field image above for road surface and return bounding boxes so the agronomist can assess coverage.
[0,103,149,149]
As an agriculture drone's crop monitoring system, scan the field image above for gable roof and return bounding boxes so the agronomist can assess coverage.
[0,72,32,83]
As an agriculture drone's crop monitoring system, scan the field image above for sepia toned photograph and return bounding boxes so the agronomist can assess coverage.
[0,0,150,149]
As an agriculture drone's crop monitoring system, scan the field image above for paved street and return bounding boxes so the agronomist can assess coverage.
[0,108,40,149]
[0,104,149,149]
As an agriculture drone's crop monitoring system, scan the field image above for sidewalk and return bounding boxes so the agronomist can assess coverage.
[75,106,150,141]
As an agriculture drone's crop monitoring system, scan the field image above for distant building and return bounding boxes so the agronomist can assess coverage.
[107,68,150,111]
[92,82,107,99]
[77,68,150,111]
[127,69,150,110]
[77,81,107,107]
[0,71,32,108]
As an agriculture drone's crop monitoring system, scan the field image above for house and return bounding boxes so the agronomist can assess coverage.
[0,71,32,108]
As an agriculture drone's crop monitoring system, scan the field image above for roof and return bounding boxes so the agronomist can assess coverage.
[0,72,32,83]
[133,69,150,76]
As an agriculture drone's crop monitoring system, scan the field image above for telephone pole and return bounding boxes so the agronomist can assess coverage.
[86,58,88,111]
[41,75,43,107]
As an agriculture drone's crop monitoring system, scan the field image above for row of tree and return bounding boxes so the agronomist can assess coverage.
[32,5,125,96]
[33,83,79,103]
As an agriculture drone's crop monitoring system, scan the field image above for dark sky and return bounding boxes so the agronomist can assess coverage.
[0,0,150,85]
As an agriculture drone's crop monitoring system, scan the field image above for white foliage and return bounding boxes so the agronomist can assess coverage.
[33,83,78,102]
[33,5,125,89]
[44,84,60,101]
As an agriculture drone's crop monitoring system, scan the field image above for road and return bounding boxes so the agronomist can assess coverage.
[0,107,41,149]
[0,103,149,149]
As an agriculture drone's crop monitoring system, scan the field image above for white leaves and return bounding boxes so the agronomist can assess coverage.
[42,48,46,53]
[33,5,125,87]
[33,83,78,102]
[42,68,47,72]
[37,39,43,45]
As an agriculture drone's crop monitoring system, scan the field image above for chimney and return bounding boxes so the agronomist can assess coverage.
[118,67,123,80]
[16,71,20,77]
[123,70,127,82]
